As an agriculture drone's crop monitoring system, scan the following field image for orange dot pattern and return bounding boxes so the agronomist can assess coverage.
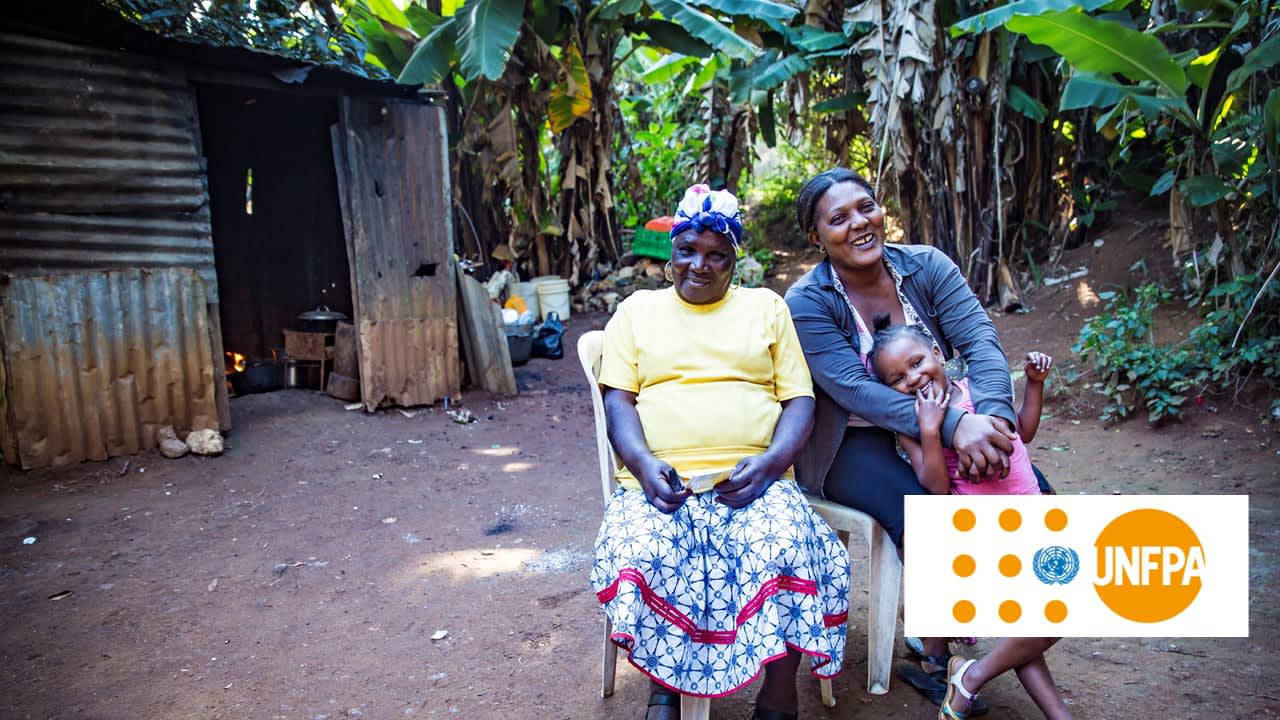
[999,508,1022,531]
[945,506,1070,628]
[1045,508,1068,532]
[999,554,1022,577]
[999,600,1022,623]
[1045,600,1068,623]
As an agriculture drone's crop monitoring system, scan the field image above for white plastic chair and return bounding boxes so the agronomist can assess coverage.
[577,330,903,713]
[576,330,711,720]
[803,497,902,697]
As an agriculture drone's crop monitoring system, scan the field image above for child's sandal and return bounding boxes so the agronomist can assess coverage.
[938,656,979,720]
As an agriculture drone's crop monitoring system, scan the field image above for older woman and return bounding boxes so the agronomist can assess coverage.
[784,168,1019,704]
[590,185,850,720]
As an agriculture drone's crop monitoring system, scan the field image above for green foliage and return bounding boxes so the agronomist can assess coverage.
[455,0,526,81]
[613,96,705,229]
[1006,11,1190,99]
[108,0,382,78]
[1074,277,1280,424]
[740,143,845,250]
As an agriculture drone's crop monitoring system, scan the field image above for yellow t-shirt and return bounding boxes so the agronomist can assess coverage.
[598,286,814,490]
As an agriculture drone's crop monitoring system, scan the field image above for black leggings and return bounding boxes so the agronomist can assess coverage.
[824,426,1054,548]
[823,426,926,548]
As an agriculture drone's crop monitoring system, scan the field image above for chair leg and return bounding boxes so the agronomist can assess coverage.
[602,618,618,698]
[819,677,836,708]
[865,525,901,695]
[680,695,710,720]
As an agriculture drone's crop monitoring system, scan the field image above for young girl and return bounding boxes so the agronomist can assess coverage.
[866,314,1051,495]
[867,314,1072,720]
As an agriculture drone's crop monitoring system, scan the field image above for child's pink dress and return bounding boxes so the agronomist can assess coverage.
[944,378,1040,496]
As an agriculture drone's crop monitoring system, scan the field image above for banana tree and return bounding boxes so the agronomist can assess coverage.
[357,0,805,285]
[953,0,1280,282]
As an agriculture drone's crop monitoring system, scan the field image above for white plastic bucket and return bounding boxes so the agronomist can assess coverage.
[536,279,572,321]
[510,280,541,321]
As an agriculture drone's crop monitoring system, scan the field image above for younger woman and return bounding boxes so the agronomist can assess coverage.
[867,314,1072,720]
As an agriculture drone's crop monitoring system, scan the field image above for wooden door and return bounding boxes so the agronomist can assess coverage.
[331,97,459,410]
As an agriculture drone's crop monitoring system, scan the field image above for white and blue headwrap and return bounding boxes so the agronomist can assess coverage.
[670,184,744,249]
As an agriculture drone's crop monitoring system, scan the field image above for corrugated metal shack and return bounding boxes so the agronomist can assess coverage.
[0,1,460,469]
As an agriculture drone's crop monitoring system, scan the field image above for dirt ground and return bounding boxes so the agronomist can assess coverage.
[3,215,1277,719]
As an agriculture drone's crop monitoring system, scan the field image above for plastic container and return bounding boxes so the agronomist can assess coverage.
[536,279,572,321]
[510,280,541,321]
[504,322,534,366]
[631,226,671,260]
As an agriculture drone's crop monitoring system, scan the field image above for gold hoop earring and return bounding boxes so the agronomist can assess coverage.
[817,245,827,255]
[663,261,674,283]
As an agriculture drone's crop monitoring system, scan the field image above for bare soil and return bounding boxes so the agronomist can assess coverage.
[2,214,1277,720]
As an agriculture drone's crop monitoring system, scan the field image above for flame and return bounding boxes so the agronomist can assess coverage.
[225,351,246,374]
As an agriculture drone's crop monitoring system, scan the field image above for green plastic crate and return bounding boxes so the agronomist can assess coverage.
[631,226,671,260]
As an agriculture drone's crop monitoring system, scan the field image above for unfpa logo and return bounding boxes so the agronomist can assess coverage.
[903,495,1247,637]
[1094,509,1205,623]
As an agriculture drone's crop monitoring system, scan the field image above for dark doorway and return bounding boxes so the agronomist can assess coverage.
[197,84,353,361]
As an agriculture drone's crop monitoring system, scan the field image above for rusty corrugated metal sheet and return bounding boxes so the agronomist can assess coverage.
[0,31,218,301]
[333,98,459,409]
[0,268,218,469]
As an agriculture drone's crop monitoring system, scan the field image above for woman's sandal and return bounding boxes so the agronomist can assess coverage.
[938,655,979,720]
[646,687,680,720]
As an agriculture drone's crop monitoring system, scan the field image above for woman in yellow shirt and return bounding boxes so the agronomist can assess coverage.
[590,185,851,720]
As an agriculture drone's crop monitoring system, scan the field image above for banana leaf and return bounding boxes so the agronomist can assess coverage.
[636,19,715,57]
[1187,45,1221,90]
[1226,35,1280,94]
[641,53,699,84]
[1005,11,1188,97]
[649,0,760,61]
[813,92,864,114]
[751,53,811,91]
[1008,85,1048,122]
[1060,71,1131,110]
[456,0,526,81]
[405,5,444,37]
[367,0,410,28]
[686,55,722,92]
[548,45,592,133]
[1150,169,1176,197]
[759,90,776,147]
[951,0,1114,37]
[599,0,645,20]
[688,0,799,22]
[399,17,457,86]
[789,27,850,52]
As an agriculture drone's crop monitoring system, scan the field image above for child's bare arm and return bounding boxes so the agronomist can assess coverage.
[906,384,951,494]
[897,433,949,494]
[1019,351,1053,443]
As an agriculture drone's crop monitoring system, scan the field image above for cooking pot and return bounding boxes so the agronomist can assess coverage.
[230,360,282,395]
[297,306,348,333]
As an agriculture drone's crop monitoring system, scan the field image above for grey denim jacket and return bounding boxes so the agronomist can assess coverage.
[784,244,1016,498]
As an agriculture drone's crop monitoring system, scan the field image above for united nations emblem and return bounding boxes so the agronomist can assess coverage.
[1033,546,1080,585]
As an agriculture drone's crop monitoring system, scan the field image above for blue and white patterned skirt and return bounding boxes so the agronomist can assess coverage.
[590,479,851,697]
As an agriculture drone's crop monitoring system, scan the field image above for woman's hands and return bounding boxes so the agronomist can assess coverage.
[714,453,785,509]
[636,456,692,514]
[952,413,1018,481]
